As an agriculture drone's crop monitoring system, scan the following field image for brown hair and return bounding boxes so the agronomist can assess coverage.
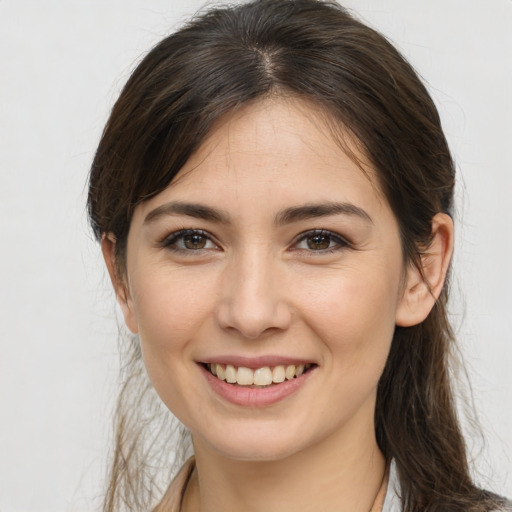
[88,1,501,510]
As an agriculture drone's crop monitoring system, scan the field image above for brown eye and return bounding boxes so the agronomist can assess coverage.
[162,229,217,252]
[293,229,348,253]
[307,234,331,250]
[183,233,208,250]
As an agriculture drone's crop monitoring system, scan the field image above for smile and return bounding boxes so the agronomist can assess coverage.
[205,363,314,387]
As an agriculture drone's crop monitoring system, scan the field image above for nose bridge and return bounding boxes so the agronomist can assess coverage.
[216,243,291,339]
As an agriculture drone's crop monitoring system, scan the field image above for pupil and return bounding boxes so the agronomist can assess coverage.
[308,235,330,250]
[184,234,206,249]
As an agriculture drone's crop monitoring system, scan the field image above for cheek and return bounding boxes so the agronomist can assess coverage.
[127,266,218,418]
[130,265,217,358]
[298,262,400,365]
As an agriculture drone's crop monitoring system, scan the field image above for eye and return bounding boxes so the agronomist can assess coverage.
[293,230,349,252]
[161,229,218,252]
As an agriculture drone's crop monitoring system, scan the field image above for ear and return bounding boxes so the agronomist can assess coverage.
[395,213,454,327]
[101,234,139,334]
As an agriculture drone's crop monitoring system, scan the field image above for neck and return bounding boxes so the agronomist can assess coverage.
[182,419,386,512]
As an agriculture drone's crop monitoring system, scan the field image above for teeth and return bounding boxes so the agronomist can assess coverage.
[272,365,285,383]
[207,363,312,386]
[216,364,225,380]
[253,367,272,386]
[285,365,296,380]
[237,366,254,385]
[225,364,237,383]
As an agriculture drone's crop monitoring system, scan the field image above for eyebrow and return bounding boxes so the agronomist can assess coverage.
[275,202,373,225]
[143,200,372,226]
[144,201,231,225]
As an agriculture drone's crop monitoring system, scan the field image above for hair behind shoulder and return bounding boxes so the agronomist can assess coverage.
[88,1,504,510]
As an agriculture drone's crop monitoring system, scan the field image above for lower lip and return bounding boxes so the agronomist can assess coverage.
[200,364,314,407]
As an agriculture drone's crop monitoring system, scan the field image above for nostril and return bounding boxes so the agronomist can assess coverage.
[215,298,292,340]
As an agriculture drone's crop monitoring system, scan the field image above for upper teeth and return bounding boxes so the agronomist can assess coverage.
[208,363,310,386]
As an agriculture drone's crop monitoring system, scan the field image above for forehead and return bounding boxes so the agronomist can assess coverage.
[134,97,388,221]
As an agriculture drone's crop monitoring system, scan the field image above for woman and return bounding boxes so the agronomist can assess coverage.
[87,0,511,510]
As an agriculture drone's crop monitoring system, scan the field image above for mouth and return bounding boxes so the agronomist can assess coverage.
[202,362,316,388]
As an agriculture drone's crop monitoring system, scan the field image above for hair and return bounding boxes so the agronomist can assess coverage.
[87,1,503,511]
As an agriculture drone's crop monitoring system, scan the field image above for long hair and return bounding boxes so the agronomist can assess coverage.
[88,1,501,510]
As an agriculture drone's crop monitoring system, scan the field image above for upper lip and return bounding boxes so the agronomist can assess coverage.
[199,355,316,369]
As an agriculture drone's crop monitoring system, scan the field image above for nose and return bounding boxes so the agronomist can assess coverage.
[215,249,292,339]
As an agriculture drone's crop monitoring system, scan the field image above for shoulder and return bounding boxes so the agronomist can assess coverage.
[484,489,512,512]
[490,497,512,511]
[153,457,196,512]
[382,460,401,512]
[383,461,512,512]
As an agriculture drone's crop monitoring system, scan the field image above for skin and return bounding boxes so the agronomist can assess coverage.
[103,97,453,512]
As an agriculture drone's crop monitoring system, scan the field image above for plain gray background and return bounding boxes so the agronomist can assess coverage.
[1,1,511,510]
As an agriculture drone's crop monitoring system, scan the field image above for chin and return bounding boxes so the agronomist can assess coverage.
[191,420,325,463]
[211,440,302,462]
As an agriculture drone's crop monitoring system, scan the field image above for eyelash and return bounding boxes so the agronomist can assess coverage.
[159,228,350,254]
[291,229,350,254]
[160,229,219,253]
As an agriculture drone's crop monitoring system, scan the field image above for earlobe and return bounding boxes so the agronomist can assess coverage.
[395,213,454,327]
[101,234,139,334]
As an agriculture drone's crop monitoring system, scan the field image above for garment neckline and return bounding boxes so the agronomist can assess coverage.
[157,456,394,512]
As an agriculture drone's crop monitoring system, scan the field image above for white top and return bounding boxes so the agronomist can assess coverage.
[382,460,402,512]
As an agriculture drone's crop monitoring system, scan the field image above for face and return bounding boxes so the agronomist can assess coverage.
[114,98,414,462]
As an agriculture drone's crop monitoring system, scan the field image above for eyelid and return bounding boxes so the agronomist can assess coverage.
[289,229,351,252]
[159,228,220,251]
